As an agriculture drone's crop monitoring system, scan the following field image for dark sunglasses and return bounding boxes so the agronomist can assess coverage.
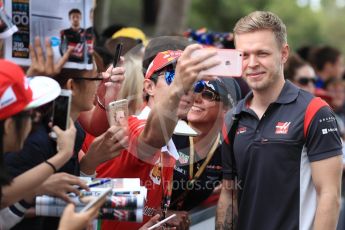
[199,89,221,102]
[297,77,316,86]
[153,69,205,93]
[71,76,104,82]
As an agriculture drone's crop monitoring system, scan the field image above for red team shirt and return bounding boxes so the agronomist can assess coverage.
[84,107,176,229]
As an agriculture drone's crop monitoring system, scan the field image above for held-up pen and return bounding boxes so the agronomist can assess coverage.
[87,179,112,188]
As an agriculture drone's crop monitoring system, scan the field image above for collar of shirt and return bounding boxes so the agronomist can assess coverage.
[234,80,299,116]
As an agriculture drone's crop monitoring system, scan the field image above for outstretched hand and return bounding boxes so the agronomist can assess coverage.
[26,36,72,77]
[58,197,105,230]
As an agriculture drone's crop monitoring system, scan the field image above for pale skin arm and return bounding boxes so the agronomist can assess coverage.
[137,44,218,160]
[216,179,238,230]
[58,197,106,230]
[311,155,342,230]
[1,121,76,208]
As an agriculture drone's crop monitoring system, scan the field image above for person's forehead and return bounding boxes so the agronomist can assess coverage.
[234,30,279,50]
[70,13,81,17]
[295,65,315,77]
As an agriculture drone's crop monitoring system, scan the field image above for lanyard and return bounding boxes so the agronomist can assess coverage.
[160,152,174,219]
[188,133,220,185]
[170,133,221,210]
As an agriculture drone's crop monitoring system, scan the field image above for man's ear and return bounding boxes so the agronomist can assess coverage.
[281,43,289,64]
[3,117,14,136]
[65,79,76,95]
[143,79,156,97]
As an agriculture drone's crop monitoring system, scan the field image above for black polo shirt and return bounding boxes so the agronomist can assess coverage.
[222,81,342,230]
[170,134,222,211]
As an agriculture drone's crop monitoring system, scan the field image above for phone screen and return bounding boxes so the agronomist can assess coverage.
[191,48,243,77]
[52,92,71,130]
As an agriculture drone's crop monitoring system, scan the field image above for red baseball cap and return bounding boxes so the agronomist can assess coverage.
[145,50,183,80]
[0,60,61,120]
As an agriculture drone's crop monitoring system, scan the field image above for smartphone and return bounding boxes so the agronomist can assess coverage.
[147,214,177,230]
[191,48,243,77]
[52,89,72,130]
[113,43,123,67]
[106,99,128,126]
[79,187,112,213]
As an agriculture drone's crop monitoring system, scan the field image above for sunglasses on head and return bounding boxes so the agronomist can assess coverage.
[297,77,316,86]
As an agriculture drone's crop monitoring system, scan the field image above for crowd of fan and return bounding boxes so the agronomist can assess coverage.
[0,8,345,230]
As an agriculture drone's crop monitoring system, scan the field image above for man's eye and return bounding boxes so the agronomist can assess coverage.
[258,52,269,57]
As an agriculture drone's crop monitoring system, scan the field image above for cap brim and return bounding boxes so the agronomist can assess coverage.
[25,76,61,110]
[156,57,178,72]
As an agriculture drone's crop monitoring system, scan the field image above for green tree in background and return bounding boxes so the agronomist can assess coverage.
[96,0,345,53]
[187,0,330,52]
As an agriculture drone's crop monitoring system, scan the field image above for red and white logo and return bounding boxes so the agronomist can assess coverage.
[275,122,291,134]
[236,126,247,134]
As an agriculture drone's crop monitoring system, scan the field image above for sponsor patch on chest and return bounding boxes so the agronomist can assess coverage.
[275,122,291,134]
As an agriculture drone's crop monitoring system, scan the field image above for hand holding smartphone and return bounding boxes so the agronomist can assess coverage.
[79,187,112,213]
[147,214,177,230]
[52,89,72,130]
[191,48,243,77]
[106,99,129,126]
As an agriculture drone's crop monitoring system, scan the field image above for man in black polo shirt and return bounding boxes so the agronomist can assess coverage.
[60,9,85,63]
[216,11,343,230]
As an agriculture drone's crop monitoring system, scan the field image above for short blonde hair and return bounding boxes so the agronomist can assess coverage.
[234,11,287,47]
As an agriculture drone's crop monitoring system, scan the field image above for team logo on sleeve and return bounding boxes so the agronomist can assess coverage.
[275,122,291,134]
[178,151,189,164]
[149,159,162,185]
[322,127,338,135]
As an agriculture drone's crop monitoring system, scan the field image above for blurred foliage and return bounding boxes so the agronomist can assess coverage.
[187,0,345,53]
[100,0,345,53]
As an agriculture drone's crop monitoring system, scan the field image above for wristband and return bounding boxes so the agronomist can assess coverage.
[45,160,57,173]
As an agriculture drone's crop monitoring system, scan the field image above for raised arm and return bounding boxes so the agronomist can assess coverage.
[137,44,218,160]
[78,62,125,136]
[1,120,76,208]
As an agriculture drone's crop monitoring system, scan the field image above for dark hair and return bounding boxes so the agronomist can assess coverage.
[68,8,81,17]
[0,111,30,202]
[53,68,90,88]
[296,45,313,62]
[284,53,307,81]
[0,120,11,190]
[309,46,341,71]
